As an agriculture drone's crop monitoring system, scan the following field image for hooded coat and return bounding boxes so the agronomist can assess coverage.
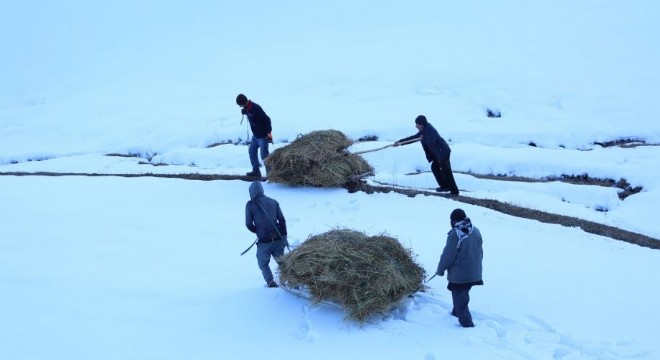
[245,182,287,242]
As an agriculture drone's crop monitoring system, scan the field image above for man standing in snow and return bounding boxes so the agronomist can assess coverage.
[236,93,272,178]
[394,115,459,196]
[436,208,483,328]
[245,181,287,288]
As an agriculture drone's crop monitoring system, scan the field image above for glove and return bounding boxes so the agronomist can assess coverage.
[437,271,445,277]
[267,132,273,143]
[241,108,247,115]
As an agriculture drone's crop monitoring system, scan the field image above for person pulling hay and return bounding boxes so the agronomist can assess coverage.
[277,229,426,322]
[264,130,373,187]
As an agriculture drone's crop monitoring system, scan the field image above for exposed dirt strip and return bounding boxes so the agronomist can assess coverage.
[351,182,659,250]
[3,171,658,250]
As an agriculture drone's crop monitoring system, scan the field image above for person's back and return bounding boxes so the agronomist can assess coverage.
[421,123,451,162]
[444,225,483,284]
[436,208,483,327]
[244,181,288,287]
[245,101,271,138]
[245,181,286,242]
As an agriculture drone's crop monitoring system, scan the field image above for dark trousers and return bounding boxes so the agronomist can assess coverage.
[451,287,474,327]
[431,156,459,195]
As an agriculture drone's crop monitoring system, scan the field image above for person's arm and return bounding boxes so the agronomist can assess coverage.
[255,105,272,134]
[394,132,422,146]
[245,203,257,233]
[275,204,287,237]
[436,231,459,275]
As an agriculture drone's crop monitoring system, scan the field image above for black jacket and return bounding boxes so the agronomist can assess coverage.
[398,123,451,162]
[244,101,272,138]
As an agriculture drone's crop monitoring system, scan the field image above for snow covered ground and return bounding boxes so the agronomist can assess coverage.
[2,1,660,359]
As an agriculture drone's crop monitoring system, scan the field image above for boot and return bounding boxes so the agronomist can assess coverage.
[246,169,262,177]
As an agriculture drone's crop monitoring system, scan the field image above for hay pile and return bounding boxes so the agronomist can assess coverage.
[278,229,426,322]
[264,130,373,187]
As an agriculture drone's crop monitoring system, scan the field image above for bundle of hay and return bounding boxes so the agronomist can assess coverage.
[278,229,426,322]
[265,130,373,187]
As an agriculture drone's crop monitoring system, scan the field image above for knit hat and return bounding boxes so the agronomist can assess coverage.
[236,93,248,106]
[450,208,467,226]
[415,115,428,125]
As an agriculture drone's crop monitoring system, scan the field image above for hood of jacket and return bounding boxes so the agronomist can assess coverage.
[249,181,264,200]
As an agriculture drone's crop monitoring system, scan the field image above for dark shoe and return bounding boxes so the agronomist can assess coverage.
[435,187,451,193]
[246,170,262,177]
[267,280,278,288]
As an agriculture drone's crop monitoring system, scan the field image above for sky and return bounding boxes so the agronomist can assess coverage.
[1,1,660,359]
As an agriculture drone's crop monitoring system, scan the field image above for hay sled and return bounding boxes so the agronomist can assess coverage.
[277,229,426,323]
[279,283,343,310]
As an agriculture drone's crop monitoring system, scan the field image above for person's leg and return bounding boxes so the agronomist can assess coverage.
[431,159,449,190]
[439,157,459,195]
[272,239,285,259]
[248,136,261,175]
[272,239,286,268]
[451,288,474,327]
[256,242,275,285]
[257,137,270,162]
[257,137,270,173]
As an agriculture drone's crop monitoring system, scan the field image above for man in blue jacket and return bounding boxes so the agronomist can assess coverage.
[394,115,459,196]
[245,181,288,287]
[236,94,272,177]
[436,208,484,327]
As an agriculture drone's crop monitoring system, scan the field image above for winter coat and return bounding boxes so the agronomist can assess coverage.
[245,181,287,243]
[244,101,272,138]
[437,222,483,285]
[398,123,451,162]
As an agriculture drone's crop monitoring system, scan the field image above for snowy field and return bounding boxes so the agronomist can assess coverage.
[2,1,660,359]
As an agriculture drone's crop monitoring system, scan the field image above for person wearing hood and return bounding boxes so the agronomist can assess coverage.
[436,208,484,327]
[394,115,459,196]
[245,181,288,287]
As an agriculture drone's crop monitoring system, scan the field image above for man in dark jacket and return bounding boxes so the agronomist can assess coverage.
[245,181,287,287]
[436,208,484,327]
[236,94,272,177]
[394,115,459,196]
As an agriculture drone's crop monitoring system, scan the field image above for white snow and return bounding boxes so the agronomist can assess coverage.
[1,1,660,359]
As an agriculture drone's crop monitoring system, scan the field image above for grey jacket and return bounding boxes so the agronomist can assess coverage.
[245,182,287,242]
[437,224,483,284]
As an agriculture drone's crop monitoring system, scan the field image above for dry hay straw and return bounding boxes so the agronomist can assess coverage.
[278,229,426,323]
[264,130,373,187]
